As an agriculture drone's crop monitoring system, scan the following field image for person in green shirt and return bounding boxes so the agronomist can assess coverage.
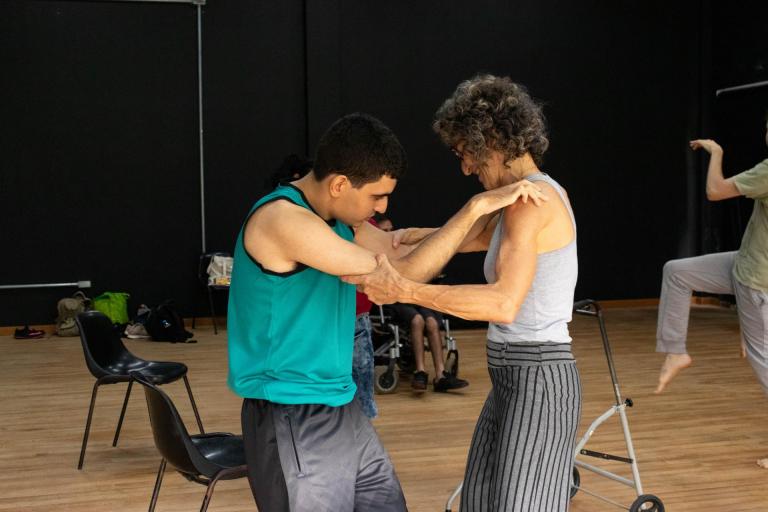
[654,122,768,468]
[228,112,547,511]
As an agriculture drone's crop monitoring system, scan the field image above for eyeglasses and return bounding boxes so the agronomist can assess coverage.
[451,146,465,160]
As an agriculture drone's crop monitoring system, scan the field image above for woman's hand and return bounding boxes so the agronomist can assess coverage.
[342,254,409,305]
[471,179,549,216]
[690,139,723,155]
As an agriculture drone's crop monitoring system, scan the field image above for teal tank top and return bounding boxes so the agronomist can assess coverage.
[227,184,356,406]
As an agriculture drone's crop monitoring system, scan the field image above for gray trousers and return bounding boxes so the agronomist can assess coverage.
[461,342,581,512]
[656,251,768,394]
[242,398,407,512]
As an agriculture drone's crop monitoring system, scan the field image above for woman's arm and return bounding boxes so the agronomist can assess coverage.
[344,200,546,323]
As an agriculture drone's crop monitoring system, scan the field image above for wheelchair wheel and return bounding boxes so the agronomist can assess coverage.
[569,467,580,499]
[629,495,664,512]
[444,350,460,377]
[374,365,399,394]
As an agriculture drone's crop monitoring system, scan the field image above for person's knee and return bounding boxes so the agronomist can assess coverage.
[425,316,440,335]
[411,314,425,331]
[663,259,682,278]
[662,259,690,286]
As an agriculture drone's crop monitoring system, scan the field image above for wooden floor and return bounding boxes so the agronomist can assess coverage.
[0,306,766,511]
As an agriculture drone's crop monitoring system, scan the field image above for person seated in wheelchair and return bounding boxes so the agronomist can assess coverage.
[375,214,468,392]
[386,302,468,392]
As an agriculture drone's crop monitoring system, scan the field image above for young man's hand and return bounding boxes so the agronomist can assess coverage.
[470,179,549,216]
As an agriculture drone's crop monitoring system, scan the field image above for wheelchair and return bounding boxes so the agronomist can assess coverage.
[370,304,461,394]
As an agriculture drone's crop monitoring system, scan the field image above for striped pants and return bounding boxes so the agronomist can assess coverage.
[460,341,582,512]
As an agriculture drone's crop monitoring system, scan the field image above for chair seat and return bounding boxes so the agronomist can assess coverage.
[190,434,247,476]
[104,360,188,384]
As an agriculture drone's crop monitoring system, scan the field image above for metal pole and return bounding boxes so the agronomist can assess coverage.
[197,3,206,254]
[715,79,768,97]
[0,281,91,290]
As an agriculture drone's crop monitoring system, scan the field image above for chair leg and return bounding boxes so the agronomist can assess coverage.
[183,375,205,434]
[148,458,167,512]
[199,472,224,512]
[78,381,101,470]
[207,287,218,335]
[113,380,133,447]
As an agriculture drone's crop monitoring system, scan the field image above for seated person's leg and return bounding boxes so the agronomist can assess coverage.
[388,303,429,391]
[423,312,446,376]
[419,307,468,392]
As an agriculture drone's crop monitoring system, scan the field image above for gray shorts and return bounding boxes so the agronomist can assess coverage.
[242,398,407,512]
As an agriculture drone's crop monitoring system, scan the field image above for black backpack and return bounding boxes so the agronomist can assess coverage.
[145,301,196,343]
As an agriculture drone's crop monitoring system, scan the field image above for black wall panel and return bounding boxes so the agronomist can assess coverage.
[3,1,756,326]
[1,1,201,325]
[0,0,306,325]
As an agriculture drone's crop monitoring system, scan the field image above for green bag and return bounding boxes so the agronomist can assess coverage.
[92,292,130,325]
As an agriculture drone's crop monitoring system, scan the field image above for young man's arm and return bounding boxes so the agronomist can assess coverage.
[343,199,545,323]
[247,180,545,282]
[244,200,378,277]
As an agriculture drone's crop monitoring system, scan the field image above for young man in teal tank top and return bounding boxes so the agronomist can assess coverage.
[228,113,547,512]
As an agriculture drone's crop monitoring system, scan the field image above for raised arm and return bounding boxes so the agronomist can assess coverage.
[344,199,545,323]
[690,139,741,201]
[244,200,377,277]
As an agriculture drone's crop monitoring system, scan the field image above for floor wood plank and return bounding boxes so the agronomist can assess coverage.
[0,306,765,511]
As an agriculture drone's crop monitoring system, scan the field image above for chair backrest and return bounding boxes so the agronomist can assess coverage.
[198,252,230,286]
[76,311,136,379]
[131,371,214,477]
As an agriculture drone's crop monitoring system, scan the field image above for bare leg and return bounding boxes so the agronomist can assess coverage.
[410,315,426,373]
[655,353,693,394]
[424,317,445,376]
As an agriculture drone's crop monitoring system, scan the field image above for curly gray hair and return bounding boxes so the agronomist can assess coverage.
[432,75,549,166]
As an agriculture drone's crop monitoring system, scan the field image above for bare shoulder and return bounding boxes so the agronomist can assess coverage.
[245,199,315,235]
[504,181,559,223]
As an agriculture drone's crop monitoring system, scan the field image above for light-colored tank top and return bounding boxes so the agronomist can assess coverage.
[483,173,578,344]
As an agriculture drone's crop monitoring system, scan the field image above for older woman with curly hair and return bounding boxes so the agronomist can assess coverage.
[347,75,580,511]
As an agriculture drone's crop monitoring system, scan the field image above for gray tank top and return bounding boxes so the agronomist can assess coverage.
[483,173,578,344]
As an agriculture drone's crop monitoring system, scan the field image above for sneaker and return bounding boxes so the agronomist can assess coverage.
[14,325,45,339]
[433,371,469,392]
[124,323,150,339]
[411,371,428,391]
[125,323,149,340]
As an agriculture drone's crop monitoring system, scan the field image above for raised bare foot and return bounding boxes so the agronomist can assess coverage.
[655,353,692,394]
[757,458,768,469]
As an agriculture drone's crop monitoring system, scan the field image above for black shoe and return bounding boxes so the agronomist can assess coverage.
[411,371,428,391]
[14,325,45,339]
[433,371,469,392]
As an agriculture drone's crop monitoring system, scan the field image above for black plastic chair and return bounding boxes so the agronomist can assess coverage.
[131,371,247,512]
[191,252,231,335]
[76,310,205,469]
